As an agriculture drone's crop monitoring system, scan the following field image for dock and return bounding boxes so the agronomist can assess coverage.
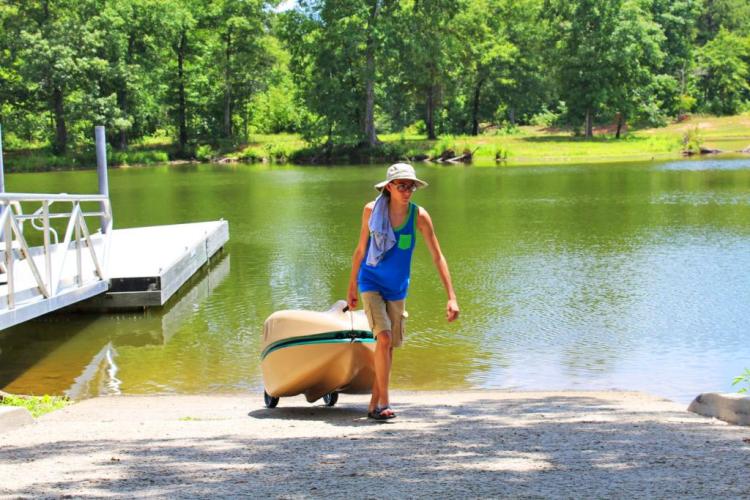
[78,220,228,310]
[0,125,230,330]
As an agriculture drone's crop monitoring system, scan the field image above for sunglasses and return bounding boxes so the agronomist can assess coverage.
[392,182,417,192]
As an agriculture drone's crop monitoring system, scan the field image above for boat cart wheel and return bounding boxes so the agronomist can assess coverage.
[322,392,339,407]
[264,391,279,408]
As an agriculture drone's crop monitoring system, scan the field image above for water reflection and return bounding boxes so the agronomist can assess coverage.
[0,253,230,398]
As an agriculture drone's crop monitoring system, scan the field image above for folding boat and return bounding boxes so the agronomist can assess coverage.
[260,300,375,407]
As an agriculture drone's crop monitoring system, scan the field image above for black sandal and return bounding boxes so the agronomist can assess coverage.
[368,406,396,420]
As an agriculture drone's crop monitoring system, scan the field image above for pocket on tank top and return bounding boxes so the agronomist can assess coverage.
[397,234,412,250]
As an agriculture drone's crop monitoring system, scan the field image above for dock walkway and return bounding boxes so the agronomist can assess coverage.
[0,219,229,329]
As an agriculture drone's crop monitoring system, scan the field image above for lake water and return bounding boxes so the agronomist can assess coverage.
[1,158,749,403]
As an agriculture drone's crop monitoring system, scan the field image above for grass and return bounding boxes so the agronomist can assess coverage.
[379,112,750,166]
[3,114,750,170]
[0,393,71,418]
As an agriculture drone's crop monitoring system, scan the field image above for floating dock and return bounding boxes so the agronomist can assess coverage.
[0,217,228,329]
[79,220,228,310]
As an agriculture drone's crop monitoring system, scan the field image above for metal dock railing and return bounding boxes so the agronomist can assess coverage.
[0,125,229,331]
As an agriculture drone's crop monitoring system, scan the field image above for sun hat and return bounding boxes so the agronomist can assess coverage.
[374,163,429,191]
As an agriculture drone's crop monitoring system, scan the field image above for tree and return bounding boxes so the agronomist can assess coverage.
[546,0,665,138]
[279,0,395,147]
[13,0,106,154]
[696,28,750,114]
[392,0,463,140]
[453,0,517,135]
[697,0,750,45]
[94,0,169,148]
[204,0,273,140]
[650,0,700,115]
[604,0,665,136]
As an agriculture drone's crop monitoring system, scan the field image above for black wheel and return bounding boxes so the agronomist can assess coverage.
[264,391,279,408]
[322,392,339,407]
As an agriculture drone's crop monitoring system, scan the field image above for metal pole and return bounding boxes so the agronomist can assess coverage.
[95,126,109,233]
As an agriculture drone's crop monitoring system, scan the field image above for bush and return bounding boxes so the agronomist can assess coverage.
[492,123,521,136]
[530,108,559,127]
[404,120,427,136]
[682,127,703,154]
[195,144,216,162]
[495,146,510,161]
[732,368,750,394]
[678,94,697,114]
[263,143,291,163]
[430,136,457,159]
[109,150,169,165]
[236,147,262,163]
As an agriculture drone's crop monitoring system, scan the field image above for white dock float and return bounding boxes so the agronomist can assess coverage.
[0,219,228,328]
[81,220,229,310]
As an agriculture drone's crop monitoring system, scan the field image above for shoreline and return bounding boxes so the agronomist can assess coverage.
[4,149,749,175]
[1,390,748,497]
[4,114,749,173]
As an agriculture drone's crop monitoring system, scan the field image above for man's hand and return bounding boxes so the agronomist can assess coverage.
[347,283,359,310]
[446,299,459,322]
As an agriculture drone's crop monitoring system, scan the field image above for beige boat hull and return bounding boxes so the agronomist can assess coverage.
[262,341,375,402]
[261,301,375,403]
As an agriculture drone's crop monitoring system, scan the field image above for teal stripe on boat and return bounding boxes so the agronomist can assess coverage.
[261,330,374,360]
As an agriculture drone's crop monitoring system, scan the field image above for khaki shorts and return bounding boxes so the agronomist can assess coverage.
[361,291,407,347]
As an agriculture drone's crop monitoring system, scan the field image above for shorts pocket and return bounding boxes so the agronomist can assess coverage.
[398,234,412,250]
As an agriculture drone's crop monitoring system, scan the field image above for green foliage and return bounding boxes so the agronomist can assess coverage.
[2,0,750,160]
[696,29,750,115]
[530,107,562,127]
[679,94,697,113]
[492,123,521,136]
[263,143,292,163]
[494,146,511,161]
[732,368,750,394]
[697,0,750,44]
[682,126,703,153]
[109,150,169,165]
[0,394,71,418]
[236,147,262,162]
[429,137,457,159]
[195,144,217,161]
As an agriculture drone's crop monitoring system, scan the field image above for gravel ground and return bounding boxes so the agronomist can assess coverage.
[1,390,749,498]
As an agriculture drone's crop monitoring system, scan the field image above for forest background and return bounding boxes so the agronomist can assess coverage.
[1,0,750,168]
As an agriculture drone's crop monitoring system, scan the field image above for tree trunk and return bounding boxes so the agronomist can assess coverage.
[52,87,67,155]
[177,31,188,153]
[223,30,233,139]
[585,108,593,138]
[117,34,136,150]
[426,86,437,140]
[509,107,515,125]
[471,78,483,136]
[362,0,381,147]
[615,112,624,139]
[117,88,128,149]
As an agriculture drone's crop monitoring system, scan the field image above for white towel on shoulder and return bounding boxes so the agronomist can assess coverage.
[366,194,396,267]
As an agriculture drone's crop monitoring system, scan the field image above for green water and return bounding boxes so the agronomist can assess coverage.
[1,159,749,403]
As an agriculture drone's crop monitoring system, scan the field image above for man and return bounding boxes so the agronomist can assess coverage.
[347,163,459,420]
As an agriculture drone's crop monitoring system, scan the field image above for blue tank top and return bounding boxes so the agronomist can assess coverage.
[358,202,417,301]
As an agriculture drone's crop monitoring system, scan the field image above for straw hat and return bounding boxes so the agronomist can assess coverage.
[374,163,429,191]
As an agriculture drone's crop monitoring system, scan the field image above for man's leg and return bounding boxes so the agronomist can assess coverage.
[374,329,393,413]
[362,292,396,417]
